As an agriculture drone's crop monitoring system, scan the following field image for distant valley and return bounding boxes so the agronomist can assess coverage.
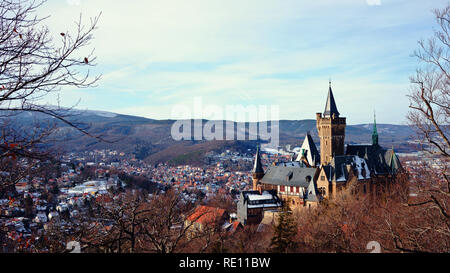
[6,109,418,165]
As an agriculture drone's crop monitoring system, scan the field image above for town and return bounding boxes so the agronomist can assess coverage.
[0,0,448,257]
[0,139,441,252]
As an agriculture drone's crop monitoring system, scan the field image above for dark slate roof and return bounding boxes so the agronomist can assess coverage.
[241,190,260,197]
[260,166,317,187]
[323,85,340,117]
[276,161,309,167]
[305,180,319,202]
[252,145,264,174]
[322,165,333,181]
[386,149,402,174]
[331,155,371,182]
[345,144,402,175]
[240,190,281,205]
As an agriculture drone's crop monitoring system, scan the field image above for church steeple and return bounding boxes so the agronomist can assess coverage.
[252,144,264,191]
[252,144,264,174]
[324,81,340,117]
[372,111,378,146]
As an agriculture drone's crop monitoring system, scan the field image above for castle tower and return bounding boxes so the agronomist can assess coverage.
[316,81,346,165]
[252,144,264,191]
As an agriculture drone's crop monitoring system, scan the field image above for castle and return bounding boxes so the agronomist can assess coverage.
[250,82,403,210]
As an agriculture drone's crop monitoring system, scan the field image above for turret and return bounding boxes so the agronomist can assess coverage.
[372,111,379,146]
[252,144,264,191]
[323,81,340,118]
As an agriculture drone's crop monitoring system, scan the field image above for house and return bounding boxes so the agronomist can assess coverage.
[259,166,320,209]
[222,220,243,233]
[237,190,282,225]
[185,205,228,236]
[15,181,30,193]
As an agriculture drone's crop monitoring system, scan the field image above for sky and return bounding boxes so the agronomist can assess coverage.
[39,0,448,124]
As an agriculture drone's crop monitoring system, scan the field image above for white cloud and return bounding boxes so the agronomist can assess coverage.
[67,0,81,6]
[37,0,449,124]
[367,0,381,6]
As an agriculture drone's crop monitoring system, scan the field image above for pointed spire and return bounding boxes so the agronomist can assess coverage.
[323,81,340,117]
[372,110,379,146]
[252,144,264,174]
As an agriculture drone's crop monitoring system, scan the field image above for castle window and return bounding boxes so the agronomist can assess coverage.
[280,186,285,192]
[321,176,325,181]
[318,187,326,196]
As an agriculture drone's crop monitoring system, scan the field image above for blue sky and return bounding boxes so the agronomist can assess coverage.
[41,0,448,124]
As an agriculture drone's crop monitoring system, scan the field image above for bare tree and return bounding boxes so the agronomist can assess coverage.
[139,189,206,253]
[406,5,450,249]
[408,4,450,158]
[39,189,214,253]
[0,0,102,160]
[0,0,102,193]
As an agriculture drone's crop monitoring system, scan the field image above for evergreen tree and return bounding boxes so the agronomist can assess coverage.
[24,194,34,218]
[269,201,297,253]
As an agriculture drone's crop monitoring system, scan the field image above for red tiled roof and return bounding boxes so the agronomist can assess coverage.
[95,195,113,203]
[232,221,241,231]
[187,205,226,225]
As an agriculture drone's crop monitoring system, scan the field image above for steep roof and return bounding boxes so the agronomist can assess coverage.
[346,144,402,175]
[386,148,402,174]
[276,161,308,167]
[322,155,371,183]
[305,179,319,202]
[295,133,320,166]
[252,145,264,174]
[337,155,370,181]
[323,83,340,117]
[260,166,317,187]
[187,205,226,225]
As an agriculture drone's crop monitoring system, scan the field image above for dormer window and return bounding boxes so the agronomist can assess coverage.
[286,171,293,181]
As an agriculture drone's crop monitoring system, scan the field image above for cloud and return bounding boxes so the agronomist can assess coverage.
[367,0,382,6]
[38,0,449,124]
[67,0,81,6]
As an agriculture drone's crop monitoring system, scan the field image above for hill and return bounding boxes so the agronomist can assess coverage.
[4,109,417,165]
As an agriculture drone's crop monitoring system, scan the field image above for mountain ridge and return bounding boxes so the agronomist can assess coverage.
[4,109,417,165]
